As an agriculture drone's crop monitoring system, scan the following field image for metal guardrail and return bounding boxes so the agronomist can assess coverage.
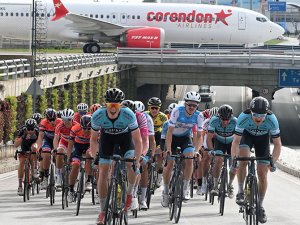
[116,48,300,68]
[0,53,116,80]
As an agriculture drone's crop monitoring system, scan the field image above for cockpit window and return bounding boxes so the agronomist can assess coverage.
[256,17,267,22]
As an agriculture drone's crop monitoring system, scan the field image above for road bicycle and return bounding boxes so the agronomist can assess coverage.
[190,156,199,199]
[61,153,70,210]
[167,148,195,224]
[104,155,136,225]
[233,155,273,225]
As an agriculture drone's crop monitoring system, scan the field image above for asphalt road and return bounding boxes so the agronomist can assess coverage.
[0,169,299,225]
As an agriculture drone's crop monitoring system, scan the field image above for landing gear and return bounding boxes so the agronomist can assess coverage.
[83,43,101,53]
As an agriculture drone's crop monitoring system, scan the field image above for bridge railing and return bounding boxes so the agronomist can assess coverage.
[0,53,116,80]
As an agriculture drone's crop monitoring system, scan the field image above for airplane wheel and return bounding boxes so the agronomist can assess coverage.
[87,43,100,53]
[83,43,90,53]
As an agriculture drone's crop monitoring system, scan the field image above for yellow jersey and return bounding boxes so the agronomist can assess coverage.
[145,111,168,133]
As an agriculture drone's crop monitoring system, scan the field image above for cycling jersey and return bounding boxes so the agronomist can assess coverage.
[91,107,138,134]
[16,126,39,151]
[39,118,62,140]
[144,112,155,136]
[73,111,91,124]
[161,120,169,140]
[202,118,210,149]
[168,105,204,137]
[55,120,78,142]
[145,111,168,133]
[208,116,237,144]
[70,123,91,145]
[136,111,148,137]
[235,109,280,138]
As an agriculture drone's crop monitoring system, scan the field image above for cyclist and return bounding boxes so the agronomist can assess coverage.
[90,88,142,225]
[53,108,76,189]
[32,113,43,125]
[90,103,102,115]
[161,91,204,206]
[37,108,62,189]
[231,97,281,224]
[67,115,93,202]
[198,107,219,195]
[14,119,39,195]
[73,103,89,124]
[145,97,168,188]
[207,104,237,198]
[122,100,149,210]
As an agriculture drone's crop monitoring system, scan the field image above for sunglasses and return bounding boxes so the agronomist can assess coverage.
[221,117,230,121]
[63,118,72,122]
[48,118,56,122]
[106,102,121,109]
[186,103,198,108]
[82,127,91,130]
[150,107,159,110]
[252,113,267,118]
[27,127,34,131]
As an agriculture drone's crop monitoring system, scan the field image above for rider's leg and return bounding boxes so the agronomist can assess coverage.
[98,162,110,212]
[18,155,25,189]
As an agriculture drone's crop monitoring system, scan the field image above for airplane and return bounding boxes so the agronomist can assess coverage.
[0,0,284,53]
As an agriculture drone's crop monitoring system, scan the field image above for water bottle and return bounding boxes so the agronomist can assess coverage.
[117,184,121,207]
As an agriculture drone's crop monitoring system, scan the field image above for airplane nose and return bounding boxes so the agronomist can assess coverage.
[270,22,285,38]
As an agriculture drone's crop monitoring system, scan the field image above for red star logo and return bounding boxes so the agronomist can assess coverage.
[214,10,232,26]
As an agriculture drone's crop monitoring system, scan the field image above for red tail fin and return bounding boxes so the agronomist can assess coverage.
[51,0,69,21]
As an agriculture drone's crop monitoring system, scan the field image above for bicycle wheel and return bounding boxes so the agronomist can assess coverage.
[146,164,153,208]
[219,168,228,216]
[23,162,29,202]
[249,177,259,225]
[104,181,116,225]
[168,173,176,221]
[174,177,183,223]
[190,173,194,199]
[76,168,85,216]
[49,164,55,205]
[61,170,66,209]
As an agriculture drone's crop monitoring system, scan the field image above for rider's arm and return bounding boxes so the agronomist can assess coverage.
[194,130,203,153]
[36,131,44,150]
[149,135,156,156]
[67,139,74,159]
[206,132,214,150]
[14,137,22,148]
[90,129,99,159]
[166,126,175,154]
[231,134,242,158]
[272,136,282,163]
[53,134,60,150]
[131,128,142,162]
[141,135,149,156]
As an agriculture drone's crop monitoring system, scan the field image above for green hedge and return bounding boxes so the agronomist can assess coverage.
[5,96,17,140]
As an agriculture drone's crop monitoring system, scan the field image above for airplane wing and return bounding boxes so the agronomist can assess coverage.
[52,0,143,36]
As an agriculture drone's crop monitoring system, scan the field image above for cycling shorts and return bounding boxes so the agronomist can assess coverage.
[41,137,54,152]
[58,138,68,152]
[155,132,162,148]
[171,135,194,155]
[214,139,232,155]
[71,142,91,162]
[240,130,270,163]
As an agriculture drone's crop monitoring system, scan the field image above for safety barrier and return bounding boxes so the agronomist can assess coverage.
[0,53,116,80]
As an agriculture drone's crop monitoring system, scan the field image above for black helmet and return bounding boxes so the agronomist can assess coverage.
[80,115,92,129]
[25,118,37,130]
[44,108,57,121]
[147,97,162,107]
[250,97,269,114]
[104,88,125,103]
[122,100,135,112]
[218,104,233,120]
[32,113,42,124]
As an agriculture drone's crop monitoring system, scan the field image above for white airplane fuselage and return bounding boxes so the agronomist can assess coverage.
[0,0,284,45]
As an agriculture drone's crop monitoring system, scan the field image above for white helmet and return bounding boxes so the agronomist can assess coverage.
[61,108,75,120]
[184,91,201,103]
[77,103,88,112]
[134,101,145,112]
[168,103,178,111]
[209,107,219,117]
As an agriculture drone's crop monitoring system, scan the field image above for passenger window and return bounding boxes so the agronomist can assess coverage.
[11,12,13,16]
[122,15,125,19]
[26,13,29,17]
[101,14,103,18]
[0,12,3,16]
[16,13,19,16]
[21,13,24,17]
[137,15,140,19]
[95,14,98,18]
[113,15,116,19]
[107,15,109,19]
[132,15,135,19]
[47,13,50,17]
[90,14,93,18]
[5,12,8,16]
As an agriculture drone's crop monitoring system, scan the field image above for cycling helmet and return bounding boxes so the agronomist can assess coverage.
[44,108,57,121]
[147,97,162,107]
[80,115,92,129]
[134,101,145,112]
[32,113,42,124]
[25,118,37,130]
[202,109,210,119]
[209,107,219,117]
[61,108,74,120]
[104,88,125,103]
[184,91,201,103]
[168,103,178,111]
[218,104,233,120]
[90,103,101,114]
[77,103,88,112]
[250,97,269,114]
[122,100,135,111]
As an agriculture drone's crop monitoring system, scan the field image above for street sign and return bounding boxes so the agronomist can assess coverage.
[278,69,300,87]
[268,2,286,12]
[26,78,43,96]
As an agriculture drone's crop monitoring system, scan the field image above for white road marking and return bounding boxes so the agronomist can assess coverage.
[292,97,295,102]
[290,88,293,93]
[298,114,300,119]
[295,105,298,111]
